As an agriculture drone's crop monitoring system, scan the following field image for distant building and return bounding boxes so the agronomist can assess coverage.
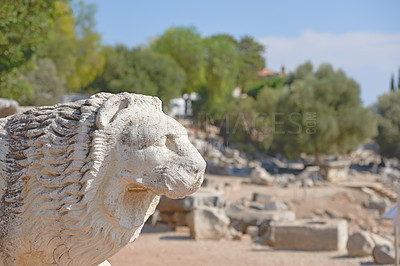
[169,92,198,118]
[257,65,286,79]
[232,87,248,99]
[169,98,185,117]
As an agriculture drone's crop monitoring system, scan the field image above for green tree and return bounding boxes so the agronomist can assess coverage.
[38,1,105,92]
[152,26,205,93]
[391,73,395,92]
[200,35,240,118]
[247,75,285,99]
[90,46,186,107]
[0,0,58,99]
[375,90,400,159]
[273,62,377,162]
[0,0,57,74]
[398,68,400,91]
[19,57,65,106]
[227,87,279,153]
[130,49,186,105]
[236,36,266,92]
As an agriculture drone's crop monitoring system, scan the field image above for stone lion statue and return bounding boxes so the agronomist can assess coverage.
[0,92,206,266]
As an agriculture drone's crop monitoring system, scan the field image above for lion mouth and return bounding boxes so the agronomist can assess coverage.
[120,165,204,199]
[127,187,148,192]
[118,185,158,230]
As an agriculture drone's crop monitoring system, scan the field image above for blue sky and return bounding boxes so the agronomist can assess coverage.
[83,0,400,106]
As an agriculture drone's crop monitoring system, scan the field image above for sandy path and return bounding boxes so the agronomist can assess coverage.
[108,226,370,266]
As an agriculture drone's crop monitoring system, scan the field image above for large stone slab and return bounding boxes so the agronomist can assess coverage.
[270,219,348,251]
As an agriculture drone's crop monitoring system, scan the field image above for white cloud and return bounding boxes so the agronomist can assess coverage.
[258,30,400,105]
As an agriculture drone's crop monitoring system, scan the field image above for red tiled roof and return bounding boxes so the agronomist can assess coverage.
[257,68,278,77]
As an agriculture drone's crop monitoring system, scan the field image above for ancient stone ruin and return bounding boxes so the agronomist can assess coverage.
[0,92,206,265]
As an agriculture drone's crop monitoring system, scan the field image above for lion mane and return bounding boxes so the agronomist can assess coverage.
[0,93,169,265]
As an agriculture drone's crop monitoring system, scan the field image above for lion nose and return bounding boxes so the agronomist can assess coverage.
[192,149,206,174]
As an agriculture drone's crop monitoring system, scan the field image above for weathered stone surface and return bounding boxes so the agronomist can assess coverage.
[366,196,390,214]
[157,188,224,212]
[347,231,393,257]
[225,202,244,218]
[249,201,265,210]
[0,98,18,118]
[347,231,375,257]
[319,160,350,182]
[159,211,190,227]
[252,192,272,204]
[251,166,274,185]
[369,233,393,247]
[0,92,206,265]
[373,244,395,264]
[229,209,296,233]
[270,219,348,251]
[187,206,230,240]
[245,225,259,239]
[206,163,231,176]
[264,201,288,211]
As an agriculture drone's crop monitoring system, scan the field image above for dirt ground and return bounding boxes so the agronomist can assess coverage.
[109,227,372,266]
[109,173,393,266]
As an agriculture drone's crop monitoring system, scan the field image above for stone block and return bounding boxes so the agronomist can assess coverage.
[229,209,296,233]
[347,231,375,257]
[187,206,230,240]
[157,188,224,212]
[373,244,395,264]
[319,160,350,182]
[251,166,274,185]
[270,219,348,251]
[347,231,393,257]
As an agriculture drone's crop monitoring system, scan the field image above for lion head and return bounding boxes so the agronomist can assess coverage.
[0,92,206,266]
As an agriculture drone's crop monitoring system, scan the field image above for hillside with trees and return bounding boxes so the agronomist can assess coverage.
[0,0,387,161]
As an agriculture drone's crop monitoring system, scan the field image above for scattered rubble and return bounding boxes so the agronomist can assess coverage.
[347,231,393,257]
[157,188,224,228]
[153,122,399,262]
[229,209,296,233]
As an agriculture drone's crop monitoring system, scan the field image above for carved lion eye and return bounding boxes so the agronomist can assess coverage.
[153,136,167,147]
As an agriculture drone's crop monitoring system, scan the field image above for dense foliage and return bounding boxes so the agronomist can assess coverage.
[375,90,400,159]
[90,46,186,107]
[0,2,385,160]
[0,0,104,104]
[0,0,58,100]
[228,62,377,160]
[273,63,377,160]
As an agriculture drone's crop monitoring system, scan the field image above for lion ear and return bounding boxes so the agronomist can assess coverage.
[96,94,131,129]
